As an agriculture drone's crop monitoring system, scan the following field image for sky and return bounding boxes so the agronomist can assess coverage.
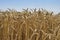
[0,0,60,13]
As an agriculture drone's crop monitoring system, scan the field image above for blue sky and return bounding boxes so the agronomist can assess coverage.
[0,0,60,13]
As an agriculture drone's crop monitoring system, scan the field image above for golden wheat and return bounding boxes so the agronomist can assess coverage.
[0,9,60,40]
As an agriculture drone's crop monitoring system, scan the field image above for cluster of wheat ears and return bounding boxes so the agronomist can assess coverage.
[0,8,60,40]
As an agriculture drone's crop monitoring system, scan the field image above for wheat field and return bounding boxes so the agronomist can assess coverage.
[0,8,60,40]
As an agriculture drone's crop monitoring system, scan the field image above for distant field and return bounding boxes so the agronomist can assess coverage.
[0,9,60,40]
